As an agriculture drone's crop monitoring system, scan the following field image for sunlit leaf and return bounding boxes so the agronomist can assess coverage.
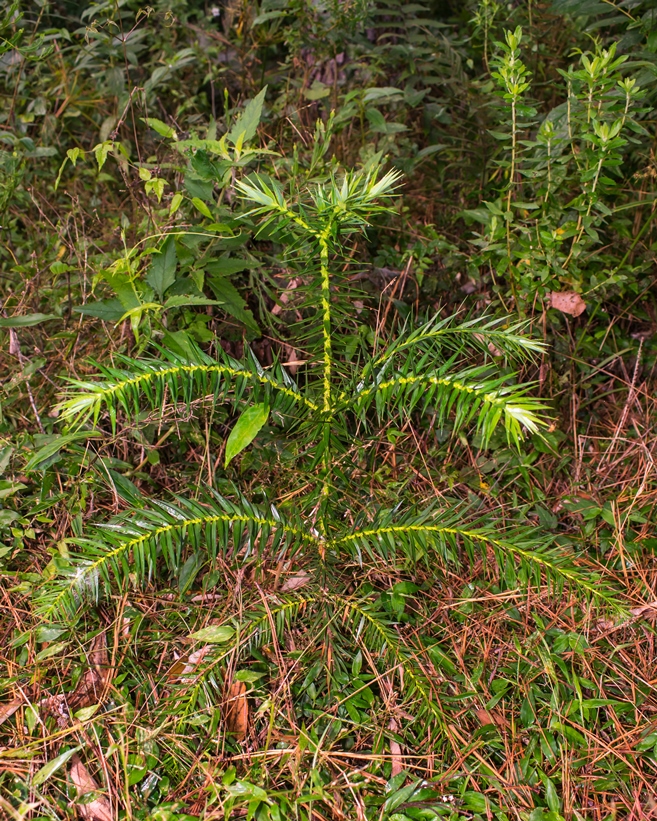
[189,625,235,643]
[224,402,269,467]
[32,746,82,787]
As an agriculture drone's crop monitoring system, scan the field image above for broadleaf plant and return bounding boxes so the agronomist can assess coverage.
[36,136,615,753]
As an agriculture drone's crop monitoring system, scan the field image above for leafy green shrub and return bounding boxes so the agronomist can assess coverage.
[466,26,650,308]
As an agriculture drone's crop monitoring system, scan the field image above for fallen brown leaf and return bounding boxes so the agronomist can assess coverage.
[43,694,69,727]
[549,291,586,317]
[474,707,509,729]
[630,601,657,619]
[473,332,503,357]
[167,644,213,682]
[388,718,404,777]
[280,570,311,592]
[69,632,110,711]
[282,343,305,376]
[69,755,113,821]
[224,679,249,740]
[271,276,303,316]
[0,699,22,727]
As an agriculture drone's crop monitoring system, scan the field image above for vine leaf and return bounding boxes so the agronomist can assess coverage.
[227,85,268,146]
[146,235,177,299]
[225,402,269,467]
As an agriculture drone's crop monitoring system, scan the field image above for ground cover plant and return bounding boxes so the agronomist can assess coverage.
[2,1,657,819]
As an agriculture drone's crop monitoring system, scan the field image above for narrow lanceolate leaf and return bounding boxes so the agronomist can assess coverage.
[207,274,261,337]
[0,313,60,328]
[226,86,268,146]
[32,746,83,787]
[34,492,321,619]
[225,403,269,467]
[24,431,103,472]
[143,117,177,140]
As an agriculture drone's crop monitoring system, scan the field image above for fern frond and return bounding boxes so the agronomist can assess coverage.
[350,360,548,446]
[334,507,614,604]
[57,345,317,431]
[35,492,321,619]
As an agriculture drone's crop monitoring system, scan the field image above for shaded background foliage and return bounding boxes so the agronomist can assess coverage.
[2,0,657,819]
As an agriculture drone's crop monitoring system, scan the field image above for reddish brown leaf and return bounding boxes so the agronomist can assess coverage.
[280,570,311,592]
[630,601,657,619]
[224,679,249,740]
[549,291,586,317]
[0,699,21,727]
[388,718,404,776]
[167,644,213,682]
[69,632,110,711]
[69,755,113,821]
[474,708,509,729]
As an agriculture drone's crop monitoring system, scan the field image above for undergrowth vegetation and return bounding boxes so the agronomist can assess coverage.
[2,1,657,819]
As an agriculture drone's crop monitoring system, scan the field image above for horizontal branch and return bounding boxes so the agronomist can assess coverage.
[58,361,318,429]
